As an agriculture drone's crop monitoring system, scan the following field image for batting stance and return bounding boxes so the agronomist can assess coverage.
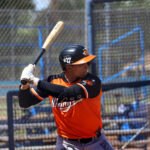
[19,45,114,150]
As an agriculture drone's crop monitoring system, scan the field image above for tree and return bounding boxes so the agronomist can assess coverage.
[50,0,84,10]
[0,0,35,80]
[112,0,150,9]
[0,0,34,9]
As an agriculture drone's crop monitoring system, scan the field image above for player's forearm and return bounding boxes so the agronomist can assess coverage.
[37,80,66,97]
[19,86,41,108]
[37,80,86,103]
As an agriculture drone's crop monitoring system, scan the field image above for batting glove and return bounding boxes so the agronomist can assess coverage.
[20,64,39,86]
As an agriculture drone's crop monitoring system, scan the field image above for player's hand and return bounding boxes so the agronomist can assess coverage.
[21,64,35,81]
[29,74,40,86]
[20,64,39,86]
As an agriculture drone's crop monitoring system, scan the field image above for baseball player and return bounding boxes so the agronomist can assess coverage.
[19,45,114,150]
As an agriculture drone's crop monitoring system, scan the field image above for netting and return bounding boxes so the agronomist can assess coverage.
[0,1,86,98]
[7,94,56,150]
[91,3,150,82]
[4,80,150,150]
[90,1,150,149]
[1,0,150,149]
[0,10,85,82]
[0,3,86,149]
[102,80,150,150]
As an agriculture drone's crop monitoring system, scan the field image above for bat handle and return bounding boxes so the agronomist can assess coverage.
[33,49,46,65]
[21,49,46,85]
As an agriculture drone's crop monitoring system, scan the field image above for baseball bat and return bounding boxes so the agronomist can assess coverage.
[21,21,64,85]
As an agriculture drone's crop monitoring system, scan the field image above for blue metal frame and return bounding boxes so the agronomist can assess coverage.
[38,28,44,80]
[0,24,85,79]
[98,27,146,82]
[86,0,97,74]
[86,0,147,102]
[86,0,93,55]
[7,91,18,150]
[0,25,47,80]
[86,0,146,82]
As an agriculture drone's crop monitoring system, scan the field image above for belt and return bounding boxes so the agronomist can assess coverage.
[67,132,101,144]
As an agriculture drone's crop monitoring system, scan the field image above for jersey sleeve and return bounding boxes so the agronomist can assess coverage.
[19,74,67,108]
[57,73,102,102]
[19,79,67,108]
[77,73,101,98]
[18,86,44,108]
[37,80,65,97]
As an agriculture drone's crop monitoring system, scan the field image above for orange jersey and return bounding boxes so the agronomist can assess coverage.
[48,73,102,139]
[19,72,103,139]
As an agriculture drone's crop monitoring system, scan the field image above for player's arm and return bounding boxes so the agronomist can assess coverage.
[19,72,66,108]
[57,73,101,102]
[19,80,66,108]
[19,86,40,108]
[19,64,66,108]
[34,77,86,103]
[77,73,101,98]
[37,80,65,97]
[32,73,101,103]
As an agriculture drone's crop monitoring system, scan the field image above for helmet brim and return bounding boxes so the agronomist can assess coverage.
[72,55,96,65]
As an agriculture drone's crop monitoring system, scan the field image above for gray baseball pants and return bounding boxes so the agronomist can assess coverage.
[56,131,114,150]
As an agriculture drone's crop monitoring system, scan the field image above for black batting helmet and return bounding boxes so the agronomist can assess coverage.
[59,44,96,70]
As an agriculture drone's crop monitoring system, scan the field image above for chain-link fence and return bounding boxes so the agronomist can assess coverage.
[89,0,150,149]
[1,0,150,149]
[0,1,86,149]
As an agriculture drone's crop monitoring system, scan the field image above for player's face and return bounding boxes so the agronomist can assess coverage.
[69,63,88,78]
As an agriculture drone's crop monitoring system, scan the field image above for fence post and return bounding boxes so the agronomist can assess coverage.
[86,0,97,74]
[7,91,18,150]
[38,27,44,80]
